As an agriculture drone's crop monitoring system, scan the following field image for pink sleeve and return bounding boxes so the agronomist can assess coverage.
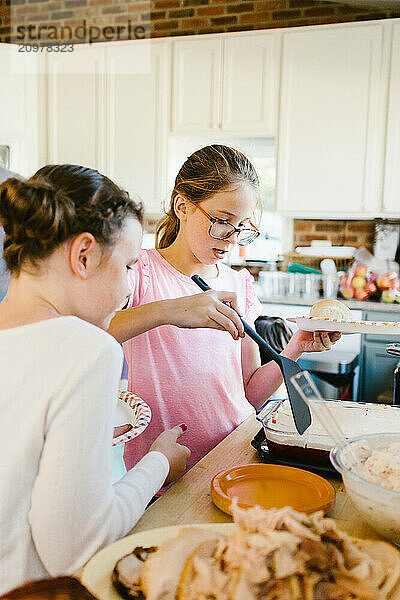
[242,269,262,322]
[126,250,151,309]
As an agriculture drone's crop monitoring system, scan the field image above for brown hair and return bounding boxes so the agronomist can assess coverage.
[156,144,260,249]
[0,164,143,275]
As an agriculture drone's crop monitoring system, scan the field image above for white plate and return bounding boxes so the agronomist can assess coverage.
[287,316,400,335]
[80,523,235,600]
[112,391,152,446]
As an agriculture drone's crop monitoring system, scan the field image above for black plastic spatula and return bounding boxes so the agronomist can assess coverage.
[191,274,312,435]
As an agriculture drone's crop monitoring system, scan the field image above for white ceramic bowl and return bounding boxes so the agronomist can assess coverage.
[330,432,400,545]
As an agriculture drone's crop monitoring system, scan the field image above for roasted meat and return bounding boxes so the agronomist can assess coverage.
[112,504,400,599]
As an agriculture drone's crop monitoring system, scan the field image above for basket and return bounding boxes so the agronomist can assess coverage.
[282,253,353,272]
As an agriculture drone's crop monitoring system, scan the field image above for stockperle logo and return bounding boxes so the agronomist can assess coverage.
[15,20,147,45]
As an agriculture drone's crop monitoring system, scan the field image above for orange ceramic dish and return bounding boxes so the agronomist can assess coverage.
[211,463,335,516]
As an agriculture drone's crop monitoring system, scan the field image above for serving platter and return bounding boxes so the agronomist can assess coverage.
[287,316,400,335]
[81,523,235,600]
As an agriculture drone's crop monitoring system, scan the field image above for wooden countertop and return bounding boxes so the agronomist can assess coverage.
[130,415,380,540]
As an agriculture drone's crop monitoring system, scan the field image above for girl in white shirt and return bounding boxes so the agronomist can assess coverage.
[0,165,244,594]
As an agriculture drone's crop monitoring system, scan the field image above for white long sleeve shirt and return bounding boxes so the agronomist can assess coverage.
[0,316,169,594]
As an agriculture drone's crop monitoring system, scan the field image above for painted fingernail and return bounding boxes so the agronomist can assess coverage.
[179,423,188,432]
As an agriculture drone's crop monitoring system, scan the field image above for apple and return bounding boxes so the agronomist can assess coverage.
[389,277,400,290]
[354,289,369,301]
[381,289,395,303]
[377,275,391,289]
[340,285,354,299]
[355,264,367,278]
[351,276,367,290]
[386,270,398,280]
[365,282,377,295]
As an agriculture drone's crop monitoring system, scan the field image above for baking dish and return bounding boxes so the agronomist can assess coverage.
[256,399,400,468]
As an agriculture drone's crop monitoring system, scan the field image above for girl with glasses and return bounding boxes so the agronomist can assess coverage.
[109,145,340,480]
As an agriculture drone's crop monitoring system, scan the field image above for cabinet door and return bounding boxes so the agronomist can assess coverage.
[277,23,384,217]
[382,22,400,215]
[0,44,46,175]
[171,38,222,133]
[360,342,398,403]
[47,45,106,170]
[222,33,279,134]
[106,40,169,215]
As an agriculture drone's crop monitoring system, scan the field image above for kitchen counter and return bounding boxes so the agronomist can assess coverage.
[129,415,380,541]
[258,295,400,313]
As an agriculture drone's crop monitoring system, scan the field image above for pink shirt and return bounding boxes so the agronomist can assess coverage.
[122,249,262,473]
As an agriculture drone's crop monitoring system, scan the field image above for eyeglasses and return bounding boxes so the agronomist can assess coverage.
[191,201,260,246]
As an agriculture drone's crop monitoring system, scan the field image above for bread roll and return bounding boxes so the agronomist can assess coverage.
[309,299,351,320]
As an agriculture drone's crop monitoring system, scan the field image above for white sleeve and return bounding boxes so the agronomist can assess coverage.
[28,337,169,576]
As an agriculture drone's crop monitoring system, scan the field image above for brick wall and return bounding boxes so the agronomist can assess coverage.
[1,0,400,44]
[293,219,375,252]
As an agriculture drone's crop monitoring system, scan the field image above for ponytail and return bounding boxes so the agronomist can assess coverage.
[155,202,180,249]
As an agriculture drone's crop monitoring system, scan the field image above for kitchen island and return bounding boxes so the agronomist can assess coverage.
[129,414,380,541]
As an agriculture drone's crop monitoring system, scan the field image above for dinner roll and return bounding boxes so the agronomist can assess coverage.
[310,299,352,320]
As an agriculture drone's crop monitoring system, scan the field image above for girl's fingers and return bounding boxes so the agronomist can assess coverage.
[329,332,341,342]
[216,302,245,337]
[210,309,241,340]
[318,331,332,349]
[215,291,243,316]
[171,423,188,439]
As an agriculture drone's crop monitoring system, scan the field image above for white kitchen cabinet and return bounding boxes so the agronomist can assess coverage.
[222,34,279,134]
[0,44,46,176]
[171,37,222,133]
[106,40,169,214]
[276,23,385,217]
[46,45,107,171]
[382,22,400,215]
[171,32,279,135]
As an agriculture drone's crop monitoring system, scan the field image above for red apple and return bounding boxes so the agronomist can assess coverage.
[389,277,400,290]
[354,289,369,301]
[386,270,398,280]
[377,275,391,289]
[341,285,354,299]
[352,276,367,290]
[355,264,368,278]
[365,282,377,295]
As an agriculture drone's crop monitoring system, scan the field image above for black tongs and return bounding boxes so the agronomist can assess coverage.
[191,274,312,435]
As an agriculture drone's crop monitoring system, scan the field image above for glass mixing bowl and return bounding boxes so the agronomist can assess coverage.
[330,432,400,545]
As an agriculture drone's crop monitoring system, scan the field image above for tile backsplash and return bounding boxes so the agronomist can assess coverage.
[293,219,375,252]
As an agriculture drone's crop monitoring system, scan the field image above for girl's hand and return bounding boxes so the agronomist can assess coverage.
[149,424,191,484]
[285,329,342,357]
[113,424,132,438]
[166,291,245,340]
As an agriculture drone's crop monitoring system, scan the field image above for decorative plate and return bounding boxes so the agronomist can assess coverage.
[287,316,400,335]
[112,391,151,446]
